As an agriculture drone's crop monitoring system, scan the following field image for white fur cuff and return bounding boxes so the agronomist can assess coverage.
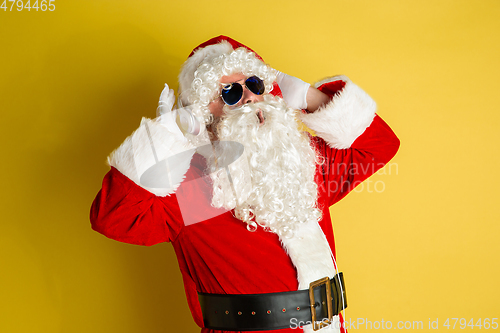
[299,75,376,149]
[107,116,195,197]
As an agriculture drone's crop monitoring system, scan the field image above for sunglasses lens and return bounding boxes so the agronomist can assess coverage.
[221,83,243,105]
[245,76,265,95]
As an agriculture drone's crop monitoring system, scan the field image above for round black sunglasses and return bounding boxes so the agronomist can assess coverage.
[220,76,265,106]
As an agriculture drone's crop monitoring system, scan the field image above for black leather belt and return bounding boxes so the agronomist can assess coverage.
[198,273,347,331]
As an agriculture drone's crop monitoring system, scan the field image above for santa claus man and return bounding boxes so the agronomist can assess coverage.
[90,36,400,332]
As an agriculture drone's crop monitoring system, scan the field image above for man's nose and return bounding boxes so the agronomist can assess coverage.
[242,86,260,104]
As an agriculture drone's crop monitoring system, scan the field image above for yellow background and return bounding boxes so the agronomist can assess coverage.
[1,0,499,332]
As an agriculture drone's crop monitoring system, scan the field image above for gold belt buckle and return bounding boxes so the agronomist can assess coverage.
[309,276,333,331]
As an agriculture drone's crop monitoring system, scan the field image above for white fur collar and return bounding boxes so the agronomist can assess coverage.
[279,219,341,332]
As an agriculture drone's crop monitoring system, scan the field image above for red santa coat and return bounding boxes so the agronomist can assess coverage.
[90,77,400,333]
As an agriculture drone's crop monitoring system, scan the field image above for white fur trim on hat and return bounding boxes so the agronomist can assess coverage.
[299,75,376,149]
[178,41,234,105]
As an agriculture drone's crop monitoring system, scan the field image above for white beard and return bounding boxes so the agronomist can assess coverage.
[207,95,322,237]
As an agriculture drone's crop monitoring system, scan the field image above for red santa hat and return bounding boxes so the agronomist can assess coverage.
[179,36,262,91]
[178,35,275,107]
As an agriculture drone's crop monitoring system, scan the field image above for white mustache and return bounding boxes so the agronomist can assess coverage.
[217,96,295,138]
